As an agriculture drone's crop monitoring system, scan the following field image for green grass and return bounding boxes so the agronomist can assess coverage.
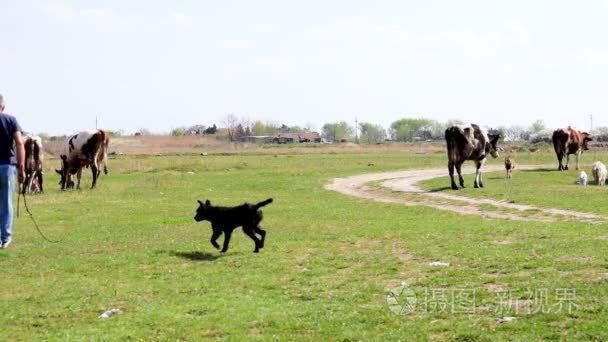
[1,151,608,340]
[420,151,608,215]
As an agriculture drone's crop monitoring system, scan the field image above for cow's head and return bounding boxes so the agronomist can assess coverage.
[582,132,592,151]
[194,200,211,222]
[487,133,500,158]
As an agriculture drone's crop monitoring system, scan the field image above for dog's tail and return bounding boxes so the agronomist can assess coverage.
[254,198,273,210]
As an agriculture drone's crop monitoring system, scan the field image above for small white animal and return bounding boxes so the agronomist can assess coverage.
[591,161,607,186]
[578,171,588,186]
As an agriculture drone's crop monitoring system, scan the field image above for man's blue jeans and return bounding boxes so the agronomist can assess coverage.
[0,165,16,243]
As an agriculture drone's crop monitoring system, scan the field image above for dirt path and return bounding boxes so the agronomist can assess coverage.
[326,165,608,224]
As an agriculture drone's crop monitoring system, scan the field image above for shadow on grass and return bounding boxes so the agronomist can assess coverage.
[522,168,558,173]
[170,251,223,261]
[427,186,454,192]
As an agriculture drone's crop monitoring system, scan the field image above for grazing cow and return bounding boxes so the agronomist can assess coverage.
[504,156,516,179]
[445,124,500,190]
[552,127,592,171]
[591,161,607,186]
[21,136,44,194]
[56,130,109,190]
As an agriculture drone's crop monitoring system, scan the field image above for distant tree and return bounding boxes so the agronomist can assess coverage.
[236,124,246,139]
[204,124,217,134]
[137,128,153,136]
[171,127,185,136]
[389,118,436,141]
[251,121,266,135]
[322,121,353,142]
[222,114,240,141]
[503,125,530,141]
[445,119,465,128]
[495,127,507,142]
[359,122,386,143]
[530,120,546,134]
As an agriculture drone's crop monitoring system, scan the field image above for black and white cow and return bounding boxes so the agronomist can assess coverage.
[445,124,500,190]
[56,130,109,190]
[21,136,44,194]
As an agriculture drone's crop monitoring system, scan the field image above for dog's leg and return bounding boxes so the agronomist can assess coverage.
[220,230,233,253]
[210,229,222,250]
[243,227,261,253]
[254,227,266,248]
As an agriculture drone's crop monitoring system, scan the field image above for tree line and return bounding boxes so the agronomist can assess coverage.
[96,116,607,144]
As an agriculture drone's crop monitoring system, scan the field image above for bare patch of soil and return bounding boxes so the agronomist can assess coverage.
[326,165,608,224]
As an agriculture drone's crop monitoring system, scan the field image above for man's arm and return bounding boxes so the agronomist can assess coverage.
[13,131,25,183]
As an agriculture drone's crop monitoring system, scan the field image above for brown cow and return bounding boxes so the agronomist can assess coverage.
[552,127,591,171]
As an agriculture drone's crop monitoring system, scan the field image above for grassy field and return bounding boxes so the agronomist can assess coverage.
[1,149,607,340]
[420,151,608,214]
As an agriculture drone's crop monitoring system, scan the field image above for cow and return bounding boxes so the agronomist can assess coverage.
[56,130,109,190]
[21,136,44,194]
[552,127,592,171]
[445,124,500,190]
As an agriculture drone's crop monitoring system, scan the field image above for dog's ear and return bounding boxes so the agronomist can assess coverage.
[197,200,203,206]
[204,200,211,207]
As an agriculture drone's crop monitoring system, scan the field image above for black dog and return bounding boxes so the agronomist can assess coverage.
[194,198,273,253]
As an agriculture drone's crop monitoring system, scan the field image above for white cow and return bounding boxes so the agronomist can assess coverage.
[56,130,109,190]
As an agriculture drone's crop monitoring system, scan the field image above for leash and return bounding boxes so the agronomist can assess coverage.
[17,185,60,243]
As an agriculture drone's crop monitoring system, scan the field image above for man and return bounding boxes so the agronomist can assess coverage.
[0,94,25,249]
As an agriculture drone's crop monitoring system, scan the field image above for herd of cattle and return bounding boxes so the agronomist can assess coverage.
[22,129,109,194]
[18,125,604,195]
[445,124,601,189]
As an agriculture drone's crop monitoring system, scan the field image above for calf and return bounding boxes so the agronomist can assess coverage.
[21,136,44,194]
[56,130,109,190]
[445,124,500,190]
[552,127,592,170]
[504,156,516,179]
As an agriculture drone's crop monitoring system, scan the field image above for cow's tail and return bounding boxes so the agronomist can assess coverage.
[253,198,273,210]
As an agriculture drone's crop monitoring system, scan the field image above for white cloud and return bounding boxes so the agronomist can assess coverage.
[172,12,194,32]
[221,39,255,50]
[36,0,144,32]
[507,22,531,45]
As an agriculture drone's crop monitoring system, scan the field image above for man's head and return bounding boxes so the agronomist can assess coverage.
[0,93,4,112]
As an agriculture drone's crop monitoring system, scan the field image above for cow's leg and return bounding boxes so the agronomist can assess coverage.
[575,151,581,170]
[456,161,465,188]
[91,164,99,189]
[76,169,82,190]
[474,160,484,188]
[556,152,564,171]
[38,171,43,193]
[564,154,570,170]
[448,160,458,190]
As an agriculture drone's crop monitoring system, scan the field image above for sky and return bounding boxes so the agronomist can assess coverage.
[1,0,608,135]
